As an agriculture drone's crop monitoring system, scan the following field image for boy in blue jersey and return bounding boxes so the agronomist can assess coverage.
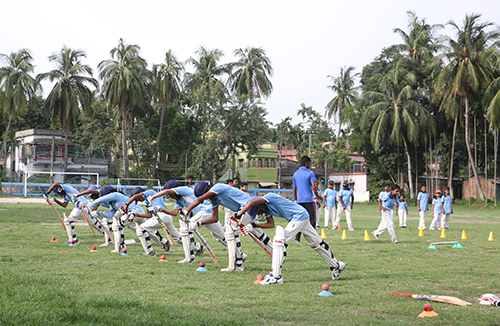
[186,175,196,189]
[335,180,355,231]
[236,194,346,284]
[45,183,105,244]
[372,184,400,243]
[429,190,443,230]
[185,182,273,272]
[322,181,337,229]
[85,187,155,256]
[397,194,408,228]
[417,185,429,230]
[440,187,453,231]
[148,181,225,263]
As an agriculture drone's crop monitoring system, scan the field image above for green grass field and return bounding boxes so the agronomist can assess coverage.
[0,199,499,325]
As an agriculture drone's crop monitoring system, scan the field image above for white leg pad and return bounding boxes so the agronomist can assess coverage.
[225,230,236,270]
[179,220,194,261]
[272,226,286,277]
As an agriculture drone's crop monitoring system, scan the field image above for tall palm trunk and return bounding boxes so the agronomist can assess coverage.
[402,136,415,198]
[447,116,458,198]
[63,129,68,173]
[121,101,129,178]
[152,100,167,179]
[465,97,485,199]
[1,103,15,159]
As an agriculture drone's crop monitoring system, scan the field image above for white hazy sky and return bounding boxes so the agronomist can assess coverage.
[1,0,499,125]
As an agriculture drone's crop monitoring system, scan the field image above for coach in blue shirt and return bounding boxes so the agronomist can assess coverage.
[293,156,321,243]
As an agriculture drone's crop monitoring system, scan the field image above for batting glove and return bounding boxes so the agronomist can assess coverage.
[146,196,154,207]
[243,222,256,235]
[230,219,240,231]
[148,206,161,215]
[188,221,200,231]
[48,197,56,205]
[90,211,100,218]
[119,205,128,215]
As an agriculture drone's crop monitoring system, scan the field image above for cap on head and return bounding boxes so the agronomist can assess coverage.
[342,180,349,187]
[163,180,180,190]
[444,186,450,190]
[435,189,442,194]
[194,182,210,197]
[131,187,145,197]
[247,196,263,219]
[328,180,334,185]
[100,185,114,197]
[87,185,99,191]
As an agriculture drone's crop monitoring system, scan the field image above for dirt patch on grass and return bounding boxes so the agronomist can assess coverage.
[0,197,45,204]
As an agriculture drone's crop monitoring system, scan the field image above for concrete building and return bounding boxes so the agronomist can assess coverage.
[462,175,500,200]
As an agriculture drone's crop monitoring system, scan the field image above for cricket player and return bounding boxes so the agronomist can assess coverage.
[237,194,346,284]
[417,185,429,230]
[372,184,400,243]
[185,182,273,272]
[335,180,354,231]
[149,180,225,263]
[85,186,155,256]
[45,183,106,244]
[322,181,337,229]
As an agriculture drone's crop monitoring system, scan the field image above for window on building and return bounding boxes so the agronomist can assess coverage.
[258,159,263,167]
[251,160,256,168]
[264,159,269,168]
[270,159,275,168]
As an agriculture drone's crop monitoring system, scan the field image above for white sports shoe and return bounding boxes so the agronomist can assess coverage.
[100,242,113,247]
[177,258,194,263]
[331,261,346,280]
[220,265,245,272]
[111,249,119,253]
[349,227,355,231]
[260,273,283,285]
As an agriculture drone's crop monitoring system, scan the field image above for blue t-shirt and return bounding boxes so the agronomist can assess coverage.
[417,192,429,211]
[89,192,143,218]
[262,193,309,222]
[143,189,167,210]
[293,167,316,203]
[441,195,452,214]
[61,184,88,205]
[208,183,250,212]
[398,200,407,210]
[381,192,397,210]
[432,198,443,214]
[324,188,337,207]
[173,186,212,214]
[338,188,354,207]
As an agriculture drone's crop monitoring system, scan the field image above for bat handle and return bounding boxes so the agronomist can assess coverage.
[388,292,413,297]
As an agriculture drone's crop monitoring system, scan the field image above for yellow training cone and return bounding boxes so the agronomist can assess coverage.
[321,228,327,239]
[341,230,347,240]
[461,230,467,240]
[488,231,494,241]
[418,227,424,237]
[364,230,371,241]
[440,228,446,239]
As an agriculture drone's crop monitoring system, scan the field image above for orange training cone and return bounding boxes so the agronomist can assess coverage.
[338,224,342,231]
[158,255,168,262]
[418,227,424,237]
[364,230,370,241]
[254,274,264,285]
[50,237,57,243]
[341,230,347,240]
[461,230,467,240]
[440,228,446,239]
[321,228,327,239]
[488,231,494,241]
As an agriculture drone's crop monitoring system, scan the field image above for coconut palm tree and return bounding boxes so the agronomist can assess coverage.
[362,63,432,197]
[433,14,500,200]
[37,46,97,171]
[227,47,273,99]
[276,116,292,187]
[98,39,151,178]
[0,49,40,160]
[151,50,184,178]
[325,66,359,144]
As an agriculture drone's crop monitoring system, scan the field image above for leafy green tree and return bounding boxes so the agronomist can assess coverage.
[0,49,40,159]
[362,63,432,197]
[433,14,500,200]
[325,66,359,143]
[37,46,98,170]
[276,116,292,187]
[151,50,183,178]
[228,47,273,98]
[98,38,151,178]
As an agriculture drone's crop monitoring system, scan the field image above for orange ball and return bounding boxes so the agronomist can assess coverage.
[160,255,166,260]
[91,246,97,250]
[122,248,127,253]
[199,262,205,267]
[322,284,330,291]
[424,303,433,311]
[257,274,264,280]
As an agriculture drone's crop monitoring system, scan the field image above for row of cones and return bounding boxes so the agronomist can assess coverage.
[320,228,495,241]
[320,229,372,241]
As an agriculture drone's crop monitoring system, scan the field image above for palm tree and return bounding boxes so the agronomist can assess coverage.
[362,63,432,197]
[98,39,151,178]
[0,49,40,160]
[325,66,359,143]
[37,47,97,171]
[433,14,500,200]
[276,116,292,187]
[151,50,183,178]
[393,11,443,65]
[227,47,273,99]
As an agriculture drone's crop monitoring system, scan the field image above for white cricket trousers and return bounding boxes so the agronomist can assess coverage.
[398,209,407,227]
[373,209,397,242]
[315,206,321,227]
[429,212,442,229]
[324,206,335,228]
[440,213,451,229]
[335,206,352,229]
[418,211,427,229]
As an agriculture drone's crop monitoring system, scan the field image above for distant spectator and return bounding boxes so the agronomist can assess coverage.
[226,179,234,187]
[187,175,196,189]
[323,181,337,229]
[239,182,249,195]
[232,178,239,188]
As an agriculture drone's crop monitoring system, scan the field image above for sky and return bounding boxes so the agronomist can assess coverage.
[1,0,499,126]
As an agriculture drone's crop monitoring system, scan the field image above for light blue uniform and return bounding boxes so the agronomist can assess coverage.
[433,198,443,214]
[173,186,212,214]
[89,192,143,219]
[143,189,168,210]
[324,188,337,207]
[338,188,354,207]
[398,200,407,210]
[262,193,309,222]
[61,184,89,205]
[209,183,249,212]
[380,192,397,210]
[417,192,429,211]
[441,195,452,214]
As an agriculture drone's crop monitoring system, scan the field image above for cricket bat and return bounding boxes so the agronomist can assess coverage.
[230,216,273,259]
[143,196,175,246]
[42,189,66,230]
[193,230,218,265]
[389,292,472,306]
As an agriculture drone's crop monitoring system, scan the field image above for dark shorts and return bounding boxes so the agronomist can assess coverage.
[295,202,316,241]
